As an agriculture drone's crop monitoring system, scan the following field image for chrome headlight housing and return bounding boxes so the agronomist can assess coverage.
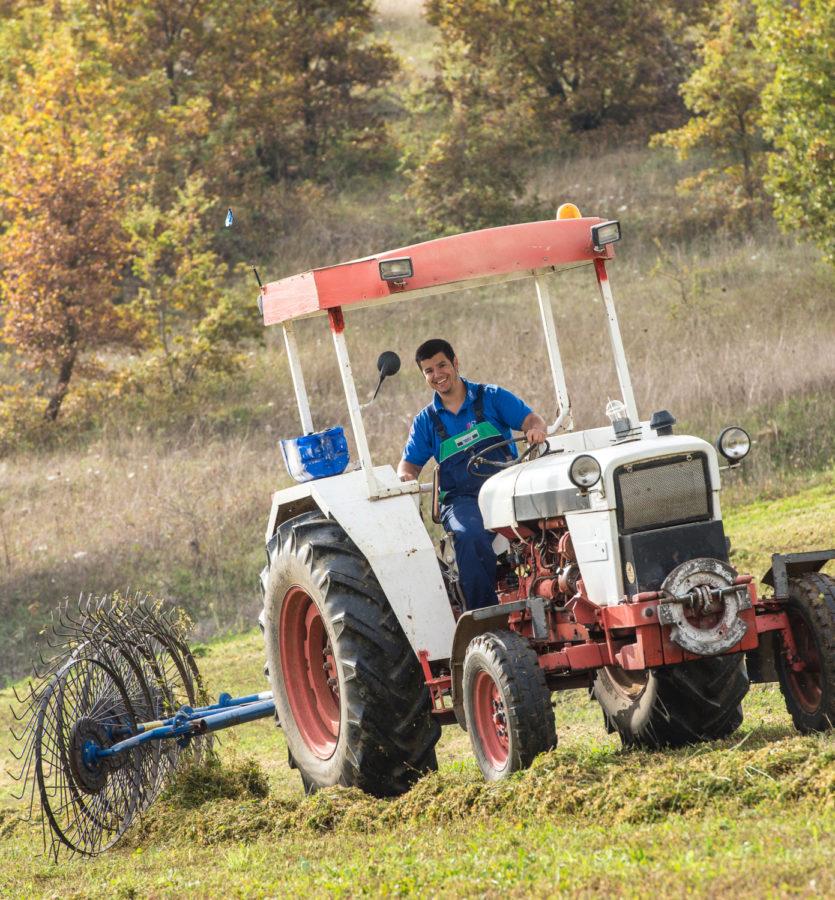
[716,426,751,462]
[569,454,602,489]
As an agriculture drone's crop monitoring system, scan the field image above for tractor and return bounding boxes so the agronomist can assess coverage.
[255,206,835,788]
[12,208,835,859]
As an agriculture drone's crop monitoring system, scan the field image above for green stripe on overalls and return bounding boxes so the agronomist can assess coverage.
[437,420,502,463]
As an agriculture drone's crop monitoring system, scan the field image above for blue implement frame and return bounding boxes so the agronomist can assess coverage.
[90,690,276,763]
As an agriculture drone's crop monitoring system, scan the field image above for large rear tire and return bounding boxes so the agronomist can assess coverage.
[592,655,749,749]
[462,630,556,780]
[775,573,835,733]
[262,511,440,796]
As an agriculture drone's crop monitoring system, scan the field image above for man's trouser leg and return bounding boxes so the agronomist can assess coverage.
[440,495,498,610]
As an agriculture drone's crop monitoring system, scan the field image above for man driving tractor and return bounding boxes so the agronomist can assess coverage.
[397,338,547,610]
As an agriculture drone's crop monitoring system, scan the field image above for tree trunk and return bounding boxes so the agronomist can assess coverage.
[44,344,78,422]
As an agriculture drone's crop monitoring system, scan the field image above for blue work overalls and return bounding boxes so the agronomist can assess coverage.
[428,385,512,610]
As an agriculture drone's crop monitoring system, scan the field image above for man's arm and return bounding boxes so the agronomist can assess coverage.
[398,459,422,482]
[488,385,547,446]
[521,411,547,445]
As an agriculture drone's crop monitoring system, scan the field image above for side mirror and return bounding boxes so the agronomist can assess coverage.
[377,351,401,378]
[370,350,401,402]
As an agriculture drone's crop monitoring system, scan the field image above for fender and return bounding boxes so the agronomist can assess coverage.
[762,550,835,599]
[265,465,457,662]
[748,549,835,683]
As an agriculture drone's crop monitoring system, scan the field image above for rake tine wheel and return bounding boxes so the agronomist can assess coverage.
[8,592,206,858]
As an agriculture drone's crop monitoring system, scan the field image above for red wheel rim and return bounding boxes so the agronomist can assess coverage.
[786,610,823,714]
[472,670,509,770]
[279,586,340,759]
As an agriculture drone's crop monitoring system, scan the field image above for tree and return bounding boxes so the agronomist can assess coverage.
[757,0,835,264]
[0,28,140,420]
[124,176,260,393]
[405,48,540,234]
[425,0,708,133]
[408,0,711,232]
[214,0,398,186]
[87,0,398,199]
[651,0,772,227]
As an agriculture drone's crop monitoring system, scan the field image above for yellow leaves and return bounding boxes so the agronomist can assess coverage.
[0,25,138,381]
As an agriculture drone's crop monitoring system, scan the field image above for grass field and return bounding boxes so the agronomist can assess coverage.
[1,482,832,898]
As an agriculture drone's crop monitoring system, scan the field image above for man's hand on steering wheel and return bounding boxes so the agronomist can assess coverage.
[466,435,552,477]
[525,424,547,445]
[521,411,547,446]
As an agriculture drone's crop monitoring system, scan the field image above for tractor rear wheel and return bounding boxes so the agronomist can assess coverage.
[262,511,440,796]
[592,655,749,749]
[775,573,835,733]
[462,630,556,780]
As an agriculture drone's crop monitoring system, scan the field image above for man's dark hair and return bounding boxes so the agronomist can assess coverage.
[415,338,455,368]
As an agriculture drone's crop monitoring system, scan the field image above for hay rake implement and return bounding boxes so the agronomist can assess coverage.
[8,595,274,859]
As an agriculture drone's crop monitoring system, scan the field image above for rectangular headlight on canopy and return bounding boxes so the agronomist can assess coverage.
[591,220,621,251]
[379,257,414,281]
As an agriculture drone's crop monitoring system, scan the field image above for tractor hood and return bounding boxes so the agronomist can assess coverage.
[479,431,722,531]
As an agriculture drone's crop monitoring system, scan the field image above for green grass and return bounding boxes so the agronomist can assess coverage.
[1,681,832,897]
[1,484,834,897]
[724,468,835,578]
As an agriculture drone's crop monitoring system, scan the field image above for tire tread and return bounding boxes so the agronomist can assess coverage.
[775,572,835,732]
[264,511,440,796]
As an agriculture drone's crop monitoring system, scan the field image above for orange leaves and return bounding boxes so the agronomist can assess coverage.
[0,26,140,419]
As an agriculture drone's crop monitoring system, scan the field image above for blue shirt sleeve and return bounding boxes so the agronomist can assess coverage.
[485,385,532,431]
[402,410,434,467]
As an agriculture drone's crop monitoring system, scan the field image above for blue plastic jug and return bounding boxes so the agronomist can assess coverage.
[280,427,350,483]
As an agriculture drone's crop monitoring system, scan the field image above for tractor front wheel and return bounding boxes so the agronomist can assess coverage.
[592,655,749,749]
[462,630,556,781]
[262,511,440,796]
[775,573,835,732]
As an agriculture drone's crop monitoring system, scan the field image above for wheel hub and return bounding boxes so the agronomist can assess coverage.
[472,671,509,768]
[279,586,341,760]
[491,697,508,740]
[786,610,823,713]
[68,717,111,794]
[659,558,751,656]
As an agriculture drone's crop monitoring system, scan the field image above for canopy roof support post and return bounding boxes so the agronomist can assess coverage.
[328,307,380,497]
[594,258,639,424]
[282,321,314,435]
[534,274,572,434]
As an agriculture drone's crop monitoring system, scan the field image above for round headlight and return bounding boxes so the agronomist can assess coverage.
[569,454,601,489]
[717,426,751,461]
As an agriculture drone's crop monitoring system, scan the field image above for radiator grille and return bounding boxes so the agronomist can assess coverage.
[615,453,711,533]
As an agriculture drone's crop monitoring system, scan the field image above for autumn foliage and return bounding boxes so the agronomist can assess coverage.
[651,0,771,228]
[0,0,832,437]
[0,1,394,427]
[0,29,140,420]
[758,0,835,264]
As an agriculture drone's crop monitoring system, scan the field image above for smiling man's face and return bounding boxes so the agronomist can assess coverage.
[420,351,460,395]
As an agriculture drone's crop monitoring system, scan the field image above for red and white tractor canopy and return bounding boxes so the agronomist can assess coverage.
[260,217,614,326]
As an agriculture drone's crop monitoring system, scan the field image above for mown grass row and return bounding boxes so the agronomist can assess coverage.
[131,731,832,848]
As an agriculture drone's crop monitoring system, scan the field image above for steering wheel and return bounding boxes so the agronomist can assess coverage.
[465,436,551,478]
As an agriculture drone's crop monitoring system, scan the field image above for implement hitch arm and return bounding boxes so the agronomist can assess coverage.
[93,691,276,761]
